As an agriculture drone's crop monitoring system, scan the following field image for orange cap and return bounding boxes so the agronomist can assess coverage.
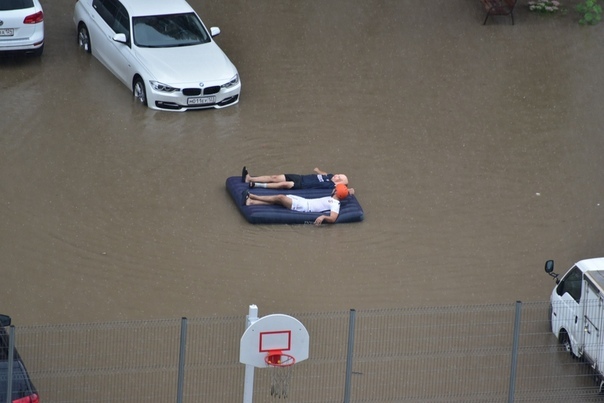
[334,183,349,199]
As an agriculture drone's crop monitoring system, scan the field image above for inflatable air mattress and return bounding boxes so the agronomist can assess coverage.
[226,176,364,224]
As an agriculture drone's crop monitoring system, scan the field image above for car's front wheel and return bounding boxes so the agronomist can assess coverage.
[78,24,91,53]
[133,77,148,106]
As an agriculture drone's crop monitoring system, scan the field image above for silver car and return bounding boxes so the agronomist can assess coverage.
[0,0,44,56]
[73,0,241,111]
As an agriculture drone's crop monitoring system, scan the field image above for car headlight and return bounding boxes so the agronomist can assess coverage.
[221,74,239,89]
[149,80,180,93]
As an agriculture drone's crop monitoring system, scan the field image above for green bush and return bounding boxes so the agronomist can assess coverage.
[576,0,603,25]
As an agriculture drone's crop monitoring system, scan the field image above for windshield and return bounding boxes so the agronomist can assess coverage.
[133,13,210,48]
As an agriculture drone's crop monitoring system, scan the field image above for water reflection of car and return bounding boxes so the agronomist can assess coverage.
[72,0,241,112]
[0,314,39,403]
[0,0,44,56]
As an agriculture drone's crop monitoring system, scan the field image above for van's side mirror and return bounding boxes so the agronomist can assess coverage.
[545,259,559,281]
[545,260,554,274]
[0,314,11,327]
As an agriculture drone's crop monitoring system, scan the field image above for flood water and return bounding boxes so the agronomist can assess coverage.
[1,0,604,325]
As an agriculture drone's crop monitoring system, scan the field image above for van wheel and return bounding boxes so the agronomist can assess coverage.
[133,77,147,106]
[559,332,577,359]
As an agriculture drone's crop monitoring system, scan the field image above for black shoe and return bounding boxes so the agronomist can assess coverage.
[249,182,255,188]
[241,166,248,183]
[242,190,250,206]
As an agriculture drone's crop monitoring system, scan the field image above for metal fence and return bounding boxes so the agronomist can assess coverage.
[4,301,604,402]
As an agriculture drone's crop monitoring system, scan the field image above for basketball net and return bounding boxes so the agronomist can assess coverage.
[265,351,295,399]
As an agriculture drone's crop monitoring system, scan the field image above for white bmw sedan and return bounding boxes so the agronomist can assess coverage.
[73,0,241,111]
[0,0,44,56]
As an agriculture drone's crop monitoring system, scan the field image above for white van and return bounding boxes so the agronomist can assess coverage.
[545,258,604,392]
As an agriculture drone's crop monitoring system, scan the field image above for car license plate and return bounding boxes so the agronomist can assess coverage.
[0,28,15,37]
[187,96,215,105]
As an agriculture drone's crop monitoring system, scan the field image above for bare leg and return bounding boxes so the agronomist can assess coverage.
[263,181,295,189]
[246,193,293,209]
[245,174,286,183]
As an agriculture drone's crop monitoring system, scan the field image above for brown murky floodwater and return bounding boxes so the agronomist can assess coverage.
[1,0,604,325]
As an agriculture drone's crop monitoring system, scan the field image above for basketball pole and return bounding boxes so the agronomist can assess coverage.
[243,304,259,403]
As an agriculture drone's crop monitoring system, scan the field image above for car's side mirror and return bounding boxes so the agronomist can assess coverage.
[113,33,127,44]
[0,314,11,327]
[210,27,221,37]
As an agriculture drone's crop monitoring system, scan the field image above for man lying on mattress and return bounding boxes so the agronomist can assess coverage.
[243,183,351,226]
[242,166,348,190]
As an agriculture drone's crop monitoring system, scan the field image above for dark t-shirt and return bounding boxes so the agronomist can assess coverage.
[284,173,335,189]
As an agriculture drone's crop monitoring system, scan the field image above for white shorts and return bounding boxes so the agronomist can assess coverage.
[288,195,309,212]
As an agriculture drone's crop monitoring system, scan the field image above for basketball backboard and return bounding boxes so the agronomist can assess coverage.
[240,312,309,368]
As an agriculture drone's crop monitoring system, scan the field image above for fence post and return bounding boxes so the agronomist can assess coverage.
[242,305,260,403]
[176,317,187,403]
[508,301,522,403]
[343,309,356,403]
